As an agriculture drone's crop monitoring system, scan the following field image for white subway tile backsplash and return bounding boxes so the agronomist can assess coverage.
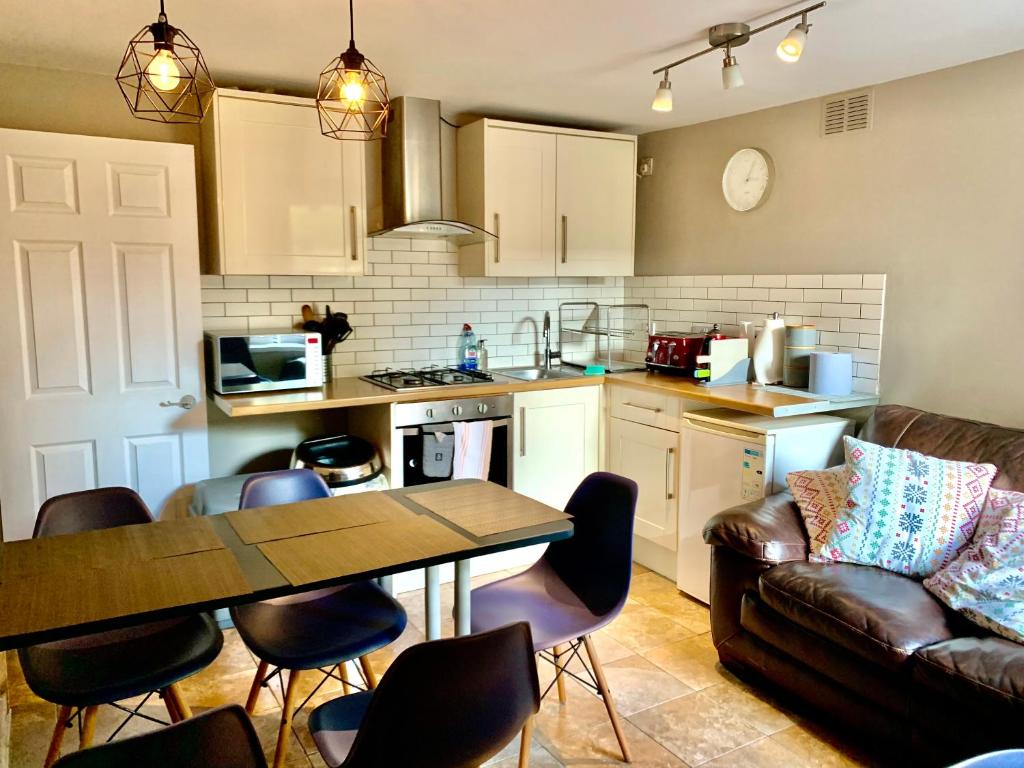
[201,247,885,393]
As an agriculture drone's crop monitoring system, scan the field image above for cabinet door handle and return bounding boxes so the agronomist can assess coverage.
[349,205,359,261]
[519,406,526,457]
[493,212,500,263]
[622,401,661,413]
[665,447,676,500]
[561,215,568,263]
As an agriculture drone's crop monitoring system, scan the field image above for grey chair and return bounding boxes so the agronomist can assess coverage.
[19,487,223,767]
[51,705,266,768]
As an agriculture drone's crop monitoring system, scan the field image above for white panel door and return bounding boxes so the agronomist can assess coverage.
[0,128,209,540]
[216,95,365,275]
[607,417,679,549]
[485,127,557,277]
[513,386,600,510]
[555,134,635,277]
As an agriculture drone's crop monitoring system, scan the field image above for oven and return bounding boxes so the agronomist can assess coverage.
[393,394,513,489]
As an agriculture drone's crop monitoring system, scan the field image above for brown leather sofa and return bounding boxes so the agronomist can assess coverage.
[703,405,1024,766]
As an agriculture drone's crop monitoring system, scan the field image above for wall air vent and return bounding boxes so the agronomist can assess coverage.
[821,90,872,136]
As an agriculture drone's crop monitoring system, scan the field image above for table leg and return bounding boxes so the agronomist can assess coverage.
[424,565,441,640]
[454,559,471,636]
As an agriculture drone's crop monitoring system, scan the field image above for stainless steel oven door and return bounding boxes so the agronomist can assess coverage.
[400,417,512,488]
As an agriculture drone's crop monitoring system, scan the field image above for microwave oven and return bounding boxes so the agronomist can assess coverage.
[204,331,324,394]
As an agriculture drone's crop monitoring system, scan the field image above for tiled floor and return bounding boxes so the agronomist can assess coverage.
[7,565,876,767]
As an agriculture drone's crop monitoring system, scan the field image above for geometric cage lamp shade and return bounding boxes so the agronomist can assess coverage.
[116,1,215,124]
[316,0,390,141]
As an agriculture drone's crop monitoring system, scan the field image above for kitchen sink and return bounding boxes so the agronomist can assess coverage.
[496,366,584,381]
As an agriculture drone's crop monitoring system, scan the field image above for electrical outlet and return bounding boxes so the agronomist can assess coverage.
[638,157,655,177]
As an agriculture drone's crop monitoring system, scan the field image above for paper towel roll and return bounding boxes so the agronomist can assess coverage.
[809,352,853,396]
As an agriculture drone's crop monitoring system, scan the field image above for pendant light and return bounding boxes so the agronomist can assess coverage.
[651,71,673,112]
[777,13,811,62]
[317,0,390,141]
[115,0,215,124]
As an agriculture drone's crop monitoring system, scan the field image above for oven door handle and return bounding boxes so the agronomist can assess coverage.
[400,417,511,437]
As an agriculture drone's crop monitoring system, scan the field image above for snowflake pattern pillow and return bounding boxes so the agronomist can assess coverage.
[818,436,997,577]
[924,489,1024,644]
[787,466,848,559]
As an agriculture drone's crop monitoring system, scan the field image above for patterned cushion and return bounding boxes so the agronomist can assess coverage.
[818,436,996,578]
[787,465,848,557]
[924,489,1024,643]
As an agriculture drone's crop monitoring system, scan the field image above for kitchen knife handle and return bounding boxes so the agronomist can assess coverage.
[349,206,359,261]
[561,215,568,263]
[494,212,500,263]
[519,406,526,457]
[665,447,676,500]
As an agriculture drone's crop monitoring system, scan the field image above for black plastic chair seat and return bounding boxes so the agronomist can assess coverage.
[52,704,267,767]
[19,614,223,707]
[229,582,407,670]
[308,690,372,767]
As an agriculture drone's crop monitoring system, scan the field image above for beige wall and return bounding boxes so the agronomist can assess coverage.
[636,50,1024,429]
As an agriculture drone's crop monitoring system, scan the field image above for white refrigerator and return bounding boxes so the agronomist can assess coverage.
[676,408,853,603]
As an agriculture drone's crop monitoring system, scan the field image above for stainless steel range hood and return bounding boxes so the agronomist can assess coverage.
[369,97,495,246]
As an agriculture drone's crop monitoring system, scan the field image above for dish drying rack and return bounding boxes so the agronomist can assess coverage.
[558,302,651,373]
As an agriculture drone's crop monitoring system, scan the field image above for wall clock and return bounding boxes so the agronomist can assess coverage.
[722,147,774,212]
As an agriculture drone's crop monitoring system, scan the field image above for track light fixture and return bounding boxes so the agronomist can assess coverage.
[777,13,811,62]
[651,71,673,112]
[651,1,824,112]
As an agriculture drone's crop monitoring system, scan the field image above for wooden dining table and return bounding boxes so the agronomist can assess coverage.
[0,479,574,651]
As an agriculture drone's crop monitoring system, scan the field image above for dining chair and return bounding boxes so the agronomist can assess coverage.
[468,472,639,762]
[228,469,408,768]
[308,622,539,768]
[51,704,267,768]
[19,487,224,768]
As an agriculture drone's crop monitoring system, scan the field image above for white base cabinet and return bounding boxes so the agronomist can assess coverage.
[513,386,601,511]
[608,417,679,550]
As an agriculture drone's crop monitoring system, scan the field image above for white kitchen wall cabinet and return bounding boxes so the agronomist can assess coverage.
[200,90,366,276]
[457,119,636,278]
[608,417,678,550]
[512,386,601,510]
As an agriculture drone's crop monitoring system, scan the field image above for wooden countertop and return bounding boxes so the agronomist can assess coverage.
[607,371,878,418]
[212,369,877,419]
[212,373,605,417]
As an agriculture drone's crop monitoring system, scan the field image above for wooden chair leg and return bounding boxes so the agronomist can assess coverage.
[245,660,269,715]
[359,656,378,690]
[43,705,72,768]
[339,661,353,695]
[583,635,631,763]
[518,715,534,768]
[165,683,192,720]
[553,644,568,704]
[162,687,181,723]
[79,706,99,750]
[272,669,301,768]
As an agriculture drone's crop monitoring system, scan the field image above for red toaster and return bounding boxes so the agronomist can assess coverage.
[645,331,730,375]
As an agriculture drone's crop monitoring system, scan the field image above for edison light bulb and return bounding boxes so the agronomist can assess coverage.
[146,49,181,91]
[340,71,366,105]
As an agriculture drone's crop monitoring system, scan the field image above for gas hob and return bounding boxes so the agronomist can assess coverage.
[361,366,498,392]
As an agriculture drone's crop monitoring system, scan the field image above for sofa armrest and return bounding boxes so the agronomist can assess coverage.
[702,491,809,564]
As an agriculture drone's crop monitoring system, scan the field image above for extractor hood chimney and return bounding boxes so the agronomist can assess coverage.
[369,96,495,245]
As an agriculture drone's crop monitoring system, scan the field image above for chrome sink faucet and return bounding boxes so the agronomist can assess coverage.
[543,311,561,370]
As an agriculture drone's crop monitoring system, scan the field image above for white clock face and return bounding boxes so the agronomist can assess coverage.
[722,148,774,212]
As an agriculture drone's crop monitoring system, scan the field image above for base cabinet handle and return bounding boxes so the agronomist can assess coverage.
[666,447,676,500]
[519,407,526,457]
[622,401,661,413]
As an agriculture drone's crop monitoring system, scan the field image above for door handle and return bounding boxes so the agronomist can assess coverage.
[160,394,197,410]
[494,212,500,263]
[350,205,359,261]
[519,406,526,457]
[561,215,568,263]
[665,447,676,500]
[622,401,661,413]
